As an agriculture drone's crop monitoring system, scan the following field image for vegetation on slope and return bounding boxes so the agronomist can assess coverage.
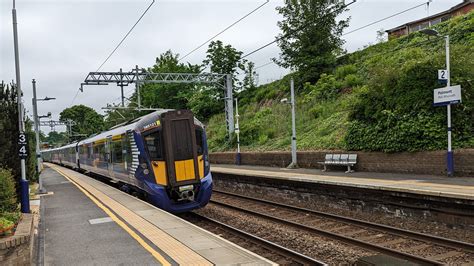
[207,11,474,152]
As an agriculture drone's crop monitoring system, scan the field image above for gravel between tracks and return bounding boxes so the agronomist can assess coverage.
[214,185,474,244]
[196,204,375,265]
[211,192,474,264]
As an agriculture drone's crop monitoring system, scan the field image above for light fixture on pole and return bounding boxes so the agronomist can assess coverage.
[32,79,55,194]
[235,98,241,165]
[420,28,455,176]
[281,78,298,169]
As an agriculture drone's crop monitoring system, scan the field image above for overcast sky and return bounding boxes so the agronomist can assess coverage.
[0,0,461,133]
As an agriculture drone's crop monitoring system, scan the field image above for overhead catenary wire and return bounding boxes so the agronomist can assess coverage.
[255,61,275,70]
[178,0,270,62]
[341,1,430,36]
[96,0,155,71]
[252,1,432,70]
[71,0,155,106]
[241,0,357,59]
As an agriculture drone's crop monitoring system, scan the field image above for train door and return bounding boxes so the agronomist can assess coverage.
[161,110,200,193]
[106,136,114,178]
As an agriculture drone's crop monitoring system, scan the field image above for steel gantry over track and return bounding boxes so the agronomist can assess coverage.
[39,119,76,132]
[80,66,235,134]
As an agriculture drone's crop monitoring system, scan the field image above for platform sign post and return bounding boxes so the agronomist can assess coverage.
[438,35,455,177]
[12,0,30,213]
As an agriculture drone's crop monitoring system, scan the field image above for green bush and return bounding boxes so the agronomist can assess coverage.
[0,168,17,213]
[343,74,363,88]
[335,64,357,79]
[305,74,341,102]
[0,217,14,229]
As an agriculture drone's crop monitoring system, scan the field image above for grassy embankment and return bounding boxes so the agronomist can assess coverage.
[207,11,474,153]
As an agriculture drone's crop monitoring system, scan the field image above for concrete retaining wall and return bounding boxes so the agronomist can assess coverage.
[210,149,474,176]
[0,214,34,265]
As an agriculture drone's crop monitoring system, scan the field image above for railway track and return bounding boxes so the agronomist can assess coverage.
[210,189,474,265]
[182,213,326,265]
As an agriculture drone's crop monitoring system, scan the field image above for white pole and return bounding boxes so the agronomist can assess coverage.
[445,35,453,176]
[32,80,47,193]
[235,98,240,153]
[13,0,30,213]
[288,78,298,168]
[235,98,241,165]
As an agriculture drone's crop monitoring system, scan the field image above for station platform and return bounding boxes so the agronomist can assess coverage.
[39,163,274,265]
[211,164,474,201]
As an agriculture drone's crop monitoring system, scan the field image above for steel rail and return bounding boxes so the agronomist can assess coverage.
[213,189,474,253]
[188,213,326,265]
[209,197,443,265]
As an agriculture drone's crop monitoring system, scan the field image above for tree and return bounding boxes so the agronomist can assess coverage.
[59,105,105,139]
[135,50,201,110]
[274,0,349,83]
[203,40,246,77]
[242,61,257,91]
[43,131,68,147]
[0,81,38,194]
[190,41,252,120]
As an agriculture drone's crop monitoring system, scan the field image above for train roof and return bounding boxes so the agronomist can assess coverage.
[41,109,205,152]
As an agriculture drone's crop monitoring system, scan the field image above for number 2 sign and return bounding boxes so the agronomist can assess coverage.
[18,133,28,158]
[438,69,448,81]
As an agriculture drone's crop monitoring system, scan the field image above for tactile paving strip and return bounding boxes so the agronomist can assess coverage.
[49,164,212,266]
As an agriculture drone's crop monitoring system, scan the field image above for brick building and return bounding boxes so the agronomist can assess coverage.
[386,0,474,39]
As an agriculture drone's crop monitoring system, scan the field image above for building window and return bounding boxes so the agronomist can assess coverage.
[431,17,442,25]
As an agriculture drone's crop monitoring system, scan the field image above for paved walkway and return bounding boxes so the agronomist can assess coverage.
[211,164,474,200]
[39,167,157,265]
[40,163,274,265]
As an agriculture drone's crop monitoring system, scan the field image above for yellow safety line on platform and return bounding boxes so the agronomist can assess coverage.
[49,165,171,266]
[48,164,212,265]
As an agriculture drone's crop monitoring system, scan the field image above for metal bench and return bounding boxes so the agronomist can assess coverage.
[318,153,357,173]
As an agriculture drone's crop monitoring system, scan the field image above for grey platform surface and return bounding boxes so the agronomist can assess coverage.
[211,164,474,200]
[40,164,274,265]
[40,167,157,265]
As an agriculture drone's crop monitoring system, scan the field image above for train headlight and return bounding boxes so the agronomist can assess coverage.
[143,169,149,175]
[141,163,148,169]
[179,185,193,192]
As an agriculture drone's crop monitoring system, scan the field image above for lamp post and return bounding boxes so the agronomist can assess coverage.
[281,78,298,169]
[12,0,30,213]
[32,79,55,193]
[421,29,454,176]
[235,98,241,165]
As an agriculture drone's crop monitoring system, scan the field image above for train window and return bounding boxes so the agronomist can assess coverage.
[171,120,193,161]
[88,145,93,159]
[123,134,132,166]
[96,144,105,161]
[113,140,123,163]
[195,129,203,155]
[144,131,162,160]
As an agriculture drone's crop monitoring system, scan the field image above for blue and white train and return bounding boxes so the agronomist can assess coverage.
[42,109,212,213]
